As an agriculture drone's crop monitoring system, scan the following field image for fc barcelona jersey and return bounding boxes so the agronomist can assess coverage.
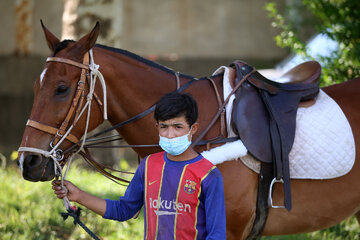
[104,152,226,240]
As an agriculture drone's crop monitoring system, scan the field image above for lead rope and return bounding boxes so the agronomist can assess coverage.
[57,49,105,240]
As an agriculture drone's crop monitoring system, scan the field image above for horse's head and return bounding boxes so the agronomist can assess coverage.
[18,21,105,181]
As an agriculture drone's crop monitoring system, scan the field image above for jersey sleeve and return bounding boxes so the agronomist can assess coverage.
[201,167,227,239]
[103,158,146,221]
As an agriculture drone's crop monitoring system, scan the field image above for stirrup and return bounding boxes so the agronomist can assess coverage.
[268,178,285,209]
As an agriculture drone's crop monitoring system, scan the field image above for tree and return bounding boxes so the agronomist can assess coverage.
[266,0,360,86]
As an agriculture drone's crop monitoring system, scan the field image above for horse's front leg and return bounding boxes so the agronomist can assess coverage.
[218,160,258,239]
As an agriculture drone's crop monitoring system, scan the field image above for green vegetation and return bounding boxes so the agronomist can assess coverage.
[0,163,143,240]
[265,0,360,86]
[0,161,359,239]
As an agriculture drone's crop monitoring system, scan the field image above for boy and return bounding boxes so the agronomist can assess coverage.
[53,92,226,239]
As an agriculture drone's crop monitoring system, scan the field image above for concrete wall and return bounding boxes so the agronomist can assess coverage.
[122,0,286,60]
[1,0,287,58]
[70,0,287,60]
[0,0,63,158]
[0,0,63,56]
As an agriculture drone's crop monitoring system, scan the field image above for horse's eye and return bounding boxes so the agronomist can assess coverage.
[55,85,69,96]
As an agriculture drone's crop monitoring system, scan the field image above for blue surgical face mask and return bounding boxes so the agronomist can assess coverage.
[159,128,192,156]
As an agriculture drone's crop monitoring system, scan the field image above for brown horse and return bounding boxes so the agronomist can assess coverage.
[18,23,360,239]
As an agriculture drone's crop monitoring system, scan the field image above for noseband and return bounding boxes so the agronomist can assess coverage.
[18,49,108,175]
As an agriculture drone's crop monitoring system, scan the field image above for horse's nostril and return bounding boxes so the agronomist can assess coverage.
[25,154,41,167]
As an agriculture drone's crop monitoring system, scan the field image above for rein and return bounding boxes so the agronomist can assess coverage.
[65,70,229,154]
[87,76,197,140]
[18,48,242,185]
[63,73,236,158]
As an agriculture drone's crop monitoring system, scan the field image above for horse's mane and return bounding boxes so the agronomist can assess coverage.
[95,44,177,75]
[53,40,215,80]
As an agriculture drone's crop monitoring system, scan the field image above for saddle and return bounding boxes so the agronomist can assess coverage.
[232,61,320,165]
[229,60,320,238]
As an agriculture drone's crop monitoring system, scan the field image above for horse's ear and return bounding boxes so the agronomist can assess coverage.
[73,22,100,55]
[40,19,60,51]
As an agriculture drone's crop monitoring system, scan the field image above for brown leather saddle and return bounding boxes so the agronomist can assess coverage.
[229,60,320,238]
[231,61,320,165]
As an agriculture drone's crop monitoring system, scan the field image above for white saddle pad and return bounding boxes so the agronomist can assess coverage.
[203,67,356,179]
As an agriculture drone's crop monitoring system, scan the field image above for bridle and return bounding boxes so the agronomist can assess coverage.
[18,49,108,177]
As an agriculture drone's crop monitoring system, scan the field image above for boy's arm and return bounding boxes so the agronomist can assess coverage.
[77,190,107,216]
[203,168,227,240]
[103,161,145,221]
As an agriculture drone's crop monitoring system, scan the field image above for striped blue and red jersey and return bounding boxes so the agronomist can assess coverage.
[103,151,226,239]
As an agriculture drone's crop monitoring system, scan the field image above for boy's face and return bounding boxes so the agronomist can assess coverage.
[156,115,198,140]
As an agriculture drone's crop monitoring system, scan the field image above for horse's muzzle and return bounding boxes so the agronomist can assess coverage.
[20,153,55,181]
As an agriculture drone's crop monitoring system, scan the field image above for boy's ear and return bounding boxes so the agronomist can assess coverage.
[191,122,199,134]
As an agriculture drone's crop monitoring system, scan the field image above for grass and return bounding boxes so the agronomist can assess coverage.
[0,162,359,239]
[0,163,143,240]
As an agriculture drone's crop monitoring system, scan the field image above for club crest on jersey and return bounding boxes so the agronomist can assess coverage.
[184,179,197,194]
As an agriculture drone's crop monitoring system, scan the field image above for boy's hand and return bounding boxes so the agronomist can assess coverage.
[52,180,82,202]
[52,180,106,216]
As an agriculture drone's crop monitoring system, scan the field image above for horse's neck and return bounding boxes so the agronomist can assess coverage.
[94,46,225,157]
[95,47,178,155]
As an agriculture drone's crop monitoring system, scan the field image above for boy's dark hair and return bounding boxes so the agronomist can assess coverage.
[154,92,198,126]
